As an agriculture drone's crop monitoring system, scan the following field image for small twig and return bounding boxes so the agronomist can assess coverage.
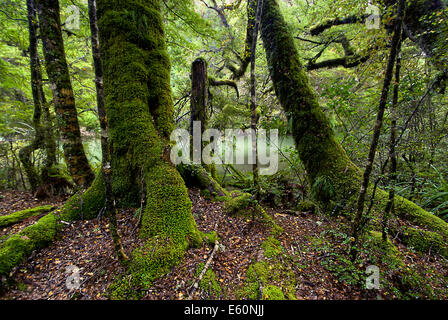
[187,234,219,299]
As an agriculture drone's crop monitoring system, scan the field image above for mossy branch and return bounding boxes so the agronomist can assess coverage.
[0,205,55,228]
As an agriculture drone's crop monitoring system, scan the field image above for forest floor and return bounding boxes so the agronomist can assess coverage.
[0,188,447,300]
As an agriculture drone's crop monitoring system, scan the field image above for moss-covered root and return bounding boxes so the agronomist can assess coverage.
[59,171,106,221]
[374,188,448,246]
[195,263,222,298]
[401,227,448,258]
[223,192,283,235]
[0,212,60,277]
[0,173,106,279]
[366,231,434,298]
[0,205,55,228]
[240,237,295,300]
[122,163,202,293]
[178,164,228,198]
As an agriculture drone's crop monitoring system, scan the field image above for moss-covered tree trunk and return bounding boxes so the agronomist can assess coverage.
[185,58,227,198]
[96,0,202,289]
[260,0,448,241]
[36,0,94,188]
[261,0,361,197]
[190,58,208,136]
[88,0,127,263]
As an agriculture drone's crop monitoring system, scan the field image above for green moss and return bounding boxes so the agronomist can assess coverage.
[0,212,60,277]
[261,236,282,259]
[239,236,295,300]
[259,0,448,243]
[366,231,403,269]
[96,0,206,296]
[366,231,434,298]
[296,200,317,213]
[200,231,219,246]
[260,0,362,203]
[129,237,187,287]
[195,263,222,298]
[264,285,285,300]
[60,171,106,221]
[122,163,202,290]
[0,170,110,279]
[390,192,448,239]
[223,193,253,216]
[401,227,448,257]
[0,205,55,228]
[200,189,211,200]
[108,274,144,300]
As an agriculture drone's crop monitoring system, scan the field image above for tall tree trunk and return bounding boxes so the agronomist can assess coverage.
[352,0,405,248]
[260,0,448,240]
[190,58,208,136]
[183,57,227,198]
[95,0,202,290]
[87,0,127,263]
[382,48,401,241]
[19,0,45,192]
[36,0,94,188]
[250,0,263,192]
[260,0,361,197]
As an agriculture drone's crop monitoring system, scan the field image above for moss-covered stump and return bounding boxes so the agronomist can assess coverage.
[0,205,55,228]
[223,192,253,216]
[239,236,296,300]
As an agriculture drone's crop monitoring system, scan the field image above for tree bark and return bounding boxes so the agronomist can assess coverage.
[190,58,208,136]
[382,46,402,241]
[184,57,227,198]
[19,0,45,192]
[87,0,127,263]
[250,0,263,192]
[36,0,94,188]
